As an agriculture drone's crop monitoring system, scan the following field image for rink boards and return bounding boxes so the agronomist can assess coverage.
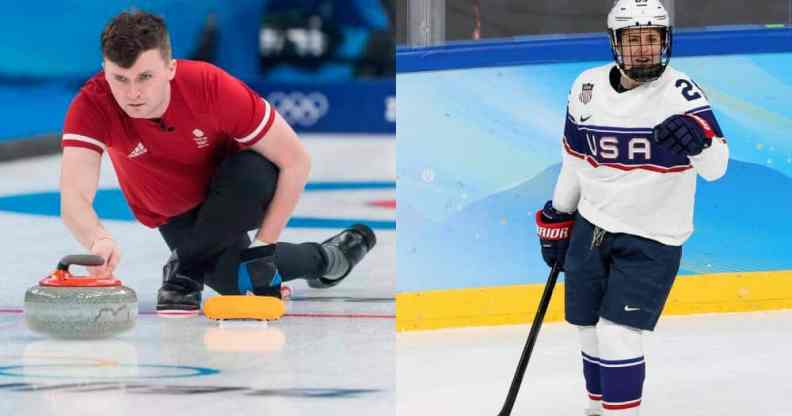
[396,270,792,331]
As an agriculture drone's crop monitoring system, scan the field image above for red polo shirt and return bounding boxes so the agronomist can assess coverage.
[62,60,276,227]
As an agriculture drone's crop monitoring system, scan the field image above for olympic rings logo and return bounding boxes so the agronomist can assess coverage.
[267,91,329,126]
[385,96,395,123]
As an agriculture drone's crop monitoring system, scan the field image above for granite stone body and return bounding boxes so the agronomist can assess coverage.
[24,285,137,339]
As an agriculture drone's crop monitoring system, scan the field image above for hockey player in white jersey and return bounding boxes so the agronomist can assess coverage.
[535,0,729,415]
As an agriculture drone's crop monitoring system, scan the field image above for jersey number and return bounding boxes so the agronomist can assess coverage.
[675,79,702,101]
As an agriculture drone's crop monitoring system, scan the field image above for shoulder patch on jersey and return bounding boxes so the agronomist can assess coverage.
[580,83,594,104]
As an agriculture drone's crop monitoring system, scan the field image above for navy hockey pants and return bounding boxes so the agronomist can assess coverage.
[563,213,682,331]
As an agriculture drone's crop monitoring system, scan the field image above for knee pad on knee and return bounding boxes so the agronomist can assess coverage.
[578,325,598,357]
[238,245,282,298]
[597,318,643,361]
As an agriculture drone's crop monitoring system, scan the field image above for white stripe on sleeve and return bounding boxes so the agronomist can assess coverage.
[62,133,107,152]
[235,99,272,144]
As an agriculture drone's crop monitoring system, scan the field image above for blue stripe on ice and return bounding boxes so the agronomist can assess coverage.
[0,182,396,230]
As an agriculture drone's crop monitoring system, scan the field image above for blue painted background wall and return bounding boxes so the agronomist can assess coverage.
[396,28,792,292]
[0,1,395,140]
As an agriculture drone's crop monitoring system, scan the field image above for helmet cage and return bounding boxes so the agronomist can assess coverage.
[609,25,672,83]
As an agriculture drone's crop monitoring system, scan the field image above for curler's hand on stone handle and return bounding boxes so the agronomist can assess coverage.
[88,237,121,277]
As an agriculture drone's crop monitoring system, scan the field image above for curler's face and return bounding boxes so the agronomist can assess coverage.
[103,49,176,119]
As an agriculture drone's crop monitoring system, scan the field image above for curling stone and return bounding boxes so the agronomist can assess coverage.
[24,255,137,339]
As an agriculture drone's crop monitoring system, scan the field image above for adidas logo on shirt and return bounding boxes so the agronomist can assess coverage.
[128,142,148,158]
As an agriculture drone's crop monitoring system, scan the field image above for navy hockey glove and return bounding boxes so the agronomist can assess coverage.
[535,200,575,269]
[653,114,715,156]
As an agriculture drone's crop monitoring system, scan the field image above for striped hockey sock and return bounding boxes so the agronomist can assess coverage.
[600,355,645,413]
[582,352,604,414]
[598,319,645,415]
[578,325,603,415]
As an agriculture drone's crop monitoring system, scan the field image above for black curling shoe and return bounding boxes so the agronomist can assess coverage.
[307,223,376,289]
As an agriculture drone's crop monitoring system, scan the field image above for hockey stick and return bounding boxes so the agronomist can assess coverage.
[497,262,562,416]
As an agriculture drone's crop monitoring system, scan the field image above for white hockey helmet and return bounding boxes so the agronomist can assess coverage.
[607,0,672,82]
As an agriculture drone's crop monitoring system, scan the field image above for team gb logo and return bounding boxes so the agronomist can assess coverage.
[192,129,209,149]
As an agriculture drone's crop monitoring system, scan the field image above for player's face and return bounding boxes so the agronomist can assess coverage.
[620,27,663,70]
[103,49,176,119]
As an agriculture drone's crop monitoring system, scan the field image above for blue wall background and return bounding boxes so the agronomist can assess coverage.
[0,1,394,141]
[397,27,792,292]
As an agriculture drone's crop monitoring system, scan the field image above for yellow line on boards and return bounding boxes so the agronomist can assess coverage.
[396,270,792,331]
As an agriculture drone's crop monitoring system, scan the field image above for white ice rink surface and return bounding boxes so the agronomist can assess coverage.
[0,135,395,415]
[398,310,792,416]
[2,134,791,416]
